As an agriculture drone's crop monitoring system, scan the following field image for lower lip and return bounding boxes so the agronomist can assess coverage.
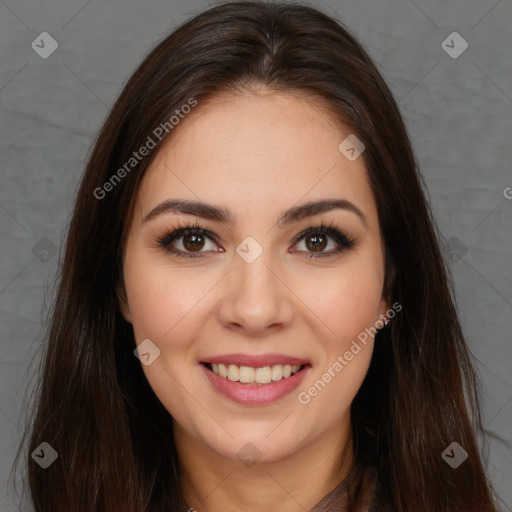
[200,364,311,405]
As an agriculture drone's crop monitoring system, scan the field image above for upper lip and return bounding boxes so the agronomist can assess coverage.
[201,353,310,367]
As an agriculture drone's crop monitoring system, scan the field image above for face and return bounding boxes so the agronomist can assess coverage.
[120,89,389,464]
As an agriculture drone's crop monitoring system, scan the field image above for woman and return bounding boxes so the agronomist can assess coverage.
[19,1,498,510]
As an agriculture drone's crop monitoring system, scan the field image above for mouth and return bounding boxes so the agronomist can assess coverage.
[201,362,309,385]
[199,358,311,405]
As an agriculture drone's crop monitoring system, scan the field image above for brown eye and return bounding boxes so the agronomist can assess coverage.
[183,233,205,251]
[305,234,328,252]
[157,225,221,258]
[292,224,356,258]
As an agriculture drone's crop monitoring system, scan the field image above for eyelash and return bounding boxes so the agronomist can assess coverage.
[155,220,357,260]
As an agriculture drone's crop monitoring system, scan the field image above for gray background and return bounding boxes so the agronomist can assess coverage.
[0,0,510,510]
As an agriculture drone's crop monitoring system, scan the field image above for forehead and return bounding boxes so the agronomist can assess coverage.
[135,89,377,226]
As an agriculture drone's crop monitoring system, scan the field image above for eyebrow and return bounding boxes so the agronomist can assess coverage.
[142,198,367,228]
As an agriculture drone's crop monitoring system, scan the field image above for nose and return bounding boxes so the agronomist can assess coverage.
[216,248,294,336]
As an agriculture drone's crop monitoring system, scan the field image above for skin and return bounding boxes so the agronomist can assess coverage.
[119,88,390,512]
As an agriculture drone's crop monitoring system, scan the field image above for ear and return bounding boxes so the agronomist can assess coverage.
[116,283,132,324]
[379,252,396,321]
[377,296,391,326]
[383,248,396,303]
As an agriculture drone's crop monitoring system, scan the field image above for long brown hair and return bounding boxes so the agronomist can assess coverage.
[15,1,497,510]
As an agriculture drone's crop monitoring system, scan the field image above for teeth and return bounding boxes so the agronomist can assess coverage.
[255,366,272,384]
[209,363,302,384]
[239,365,255,383]
[271,365,283,381]
[217,363,228,378]
[227,364,239,381]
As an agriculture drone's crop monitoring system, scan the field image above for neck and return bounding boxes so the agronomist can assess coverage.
[175,419,354,512]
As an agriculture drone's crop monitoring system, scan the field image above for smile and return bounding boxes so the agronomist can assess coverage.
[200,355,311,405]
[204,362,304,384]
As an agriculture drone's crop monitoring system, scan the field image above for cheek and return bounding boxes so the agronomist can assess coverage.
[122,248,234,424]
[122,249,210,347]
[305,258,385,348]
[122,251,214,421]
[293,254,384,416]
[293,278,381,431]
